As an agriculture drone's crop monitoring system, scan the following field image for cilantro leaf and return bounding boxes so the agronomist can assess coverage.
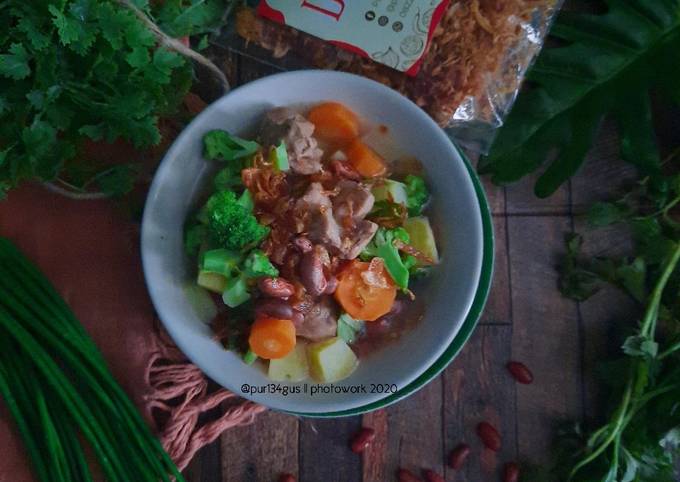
[126,46,151,69]
[197,35,209,50]
[155,0,225,37]
[587,202,629,227]
[0,43,30,80]
[48,2,97,53]
[22,120,57,162]
[0,0,226,197]
[17,17,50,51]
[94,164,140,197]
[97,3,132,49]
[144,48,184,84]
[622,335,658,359]
[124,16,155,48]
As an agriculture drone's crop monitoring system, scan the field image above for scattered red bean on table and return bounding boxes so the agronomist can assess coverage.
[477,421,502,451]
[448,442,471,469]
[506,361,534,384]
[350,427,376,453]
[422,468,445,482]
[503,462,520,482]
[397,468,423,482]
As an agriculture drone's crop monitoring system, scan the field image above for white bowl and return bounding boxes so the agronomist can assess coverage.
[141,70,487,415]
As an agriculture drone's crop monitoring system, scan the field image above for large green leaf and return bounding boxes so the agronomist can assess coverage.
[479,0,680,198]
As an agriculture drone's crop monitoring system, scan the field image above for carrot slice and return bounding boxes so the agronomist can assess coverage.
[345,140,387,178]
[308,102,360,145]
[334,259,396,321]
[248,316,296,359]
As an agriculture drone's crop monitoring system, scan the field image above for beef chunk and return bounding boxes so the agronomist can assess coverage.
[259,107,323,175]
[333,180,375,224]
[296,182,342,249]
[295,296,338,341]
[339,219,379,260]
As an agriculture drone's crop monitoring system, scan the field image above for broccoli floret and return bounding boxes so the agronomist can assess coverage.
[404,175,429,216]
[243,249,279,278]
[204,190,269,251]
[199,249,277,308]
[360,227,411,289]
[203,130,260,161]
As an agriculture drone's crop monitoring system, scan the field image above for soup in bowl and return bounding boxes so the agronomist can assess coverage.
[141,71,489,415]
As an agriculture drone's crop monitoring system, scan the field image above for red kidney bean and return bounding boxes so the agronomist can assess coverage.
[299,246,328,296]
[294,236,313,253]
[254,299,303,326]
[448,443,471,469]
[503,462,520,482]
[396,468,422,482]
[422,469,445,482]
[258,277,295,299]
[278,474,296,482]
[477,422,501,451]
[349,427,375,453]
[506,361,534,384]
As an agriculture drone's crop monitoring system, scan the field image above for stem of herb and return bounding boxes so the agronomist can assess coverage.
[569,242,680,480]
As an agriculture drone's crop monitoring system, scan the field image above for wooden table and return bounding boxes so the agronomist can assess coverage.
[183,47,680,482]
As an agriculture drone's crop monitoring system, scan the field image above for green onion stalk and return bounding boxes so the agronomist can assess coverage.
[0,237,185,482]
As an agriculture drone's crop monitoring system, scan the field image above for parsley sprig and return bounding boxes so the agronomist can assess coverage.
[535,160,680,481]
[0,0,228,198]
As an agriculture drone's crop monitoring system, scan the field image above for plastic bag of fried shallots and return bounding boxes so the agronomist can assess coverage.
[213,0,561,153]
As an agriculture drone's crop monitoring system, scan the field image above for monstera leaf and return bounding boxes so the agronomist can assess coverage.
[479,0,680,198]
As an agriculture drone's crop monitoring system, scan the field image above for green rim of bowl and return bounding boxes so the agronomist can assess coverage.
[290,148,494,418]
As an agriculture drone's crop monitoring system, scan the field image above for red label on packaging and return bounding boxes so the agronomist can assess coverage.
[257,1,450,76]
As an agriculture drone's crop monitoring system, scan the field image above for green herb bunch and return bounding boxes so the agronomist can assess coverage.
[479,0,680,197]
[0,236,187,481]
[0,0,227,198]
[537,160,680,481]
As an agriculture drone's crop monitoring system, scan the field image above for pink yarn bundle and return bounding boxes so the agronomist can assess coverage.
[146,328,266,470]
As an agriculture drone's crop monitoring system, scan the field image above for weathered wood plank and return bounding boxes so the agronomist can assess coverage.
[508,215,582,468]
[237,55,284,85]
[505,173,571,216]
[569,119,637,213]
[194,43,240,102]
[361,409,389,482]
[298,416,363,482]
[468,152,505,216]
[443,325,517,481]
[220,411,298,482]
[200,441,223,482]
[569,118,640,417]
[481,177,506,216]
[183,454,202,482]
[480,217,511,325]
[359,376,444,482]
